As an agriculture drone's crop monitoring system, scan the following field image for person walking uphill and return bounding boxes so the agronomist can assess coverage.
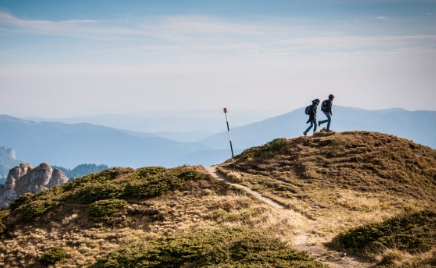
[303,99,320,136]
[318,94,334,131]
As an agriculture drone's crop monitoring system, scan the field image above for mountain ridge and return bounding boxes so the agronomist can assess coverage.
[0,115,210,168]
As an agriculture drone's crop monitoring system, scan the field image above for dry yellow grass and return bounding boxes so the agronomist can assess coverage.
[0,166,307,267]
[219,131,436,263]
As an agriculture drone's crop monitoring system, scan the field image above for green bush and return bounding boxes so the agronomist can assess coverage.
[9,192,34,211]
[135,166,167,178]
[124,174,181,199]
[87,199,127,222]
[90,228,328,268]
[39,247,68,266]
[7,166,199,223]
[333,210,436,254]
[70,183,122,204]
[21,199,61,222]
[63,167,134,191]
[0,209,9,234]
[263,138,286,152]
[123,167,198,199]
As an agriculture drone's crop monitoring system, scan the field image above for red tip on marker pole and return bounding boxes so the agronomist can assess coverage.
[223,108,227,113]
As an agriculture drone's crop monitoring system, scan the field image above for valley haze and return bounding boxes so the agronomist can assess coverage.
[0,106,435,170]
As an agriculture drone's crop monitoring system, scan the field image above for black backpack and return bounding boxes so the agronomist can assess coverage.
[305,105,312,115]
[321,100,328,112]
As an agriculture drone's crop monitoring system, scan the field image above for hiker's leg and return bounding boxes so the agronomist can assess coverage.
[324,112,331,130]
[305,124,313,134]
[319,113,329,125]
[312,119,317,132]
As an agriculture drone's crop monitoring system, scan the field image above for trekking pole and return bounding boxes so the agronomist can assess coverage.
[223,108,234,158]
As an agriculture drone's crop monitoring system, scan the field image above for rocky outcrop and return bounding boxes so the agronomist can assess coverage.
[0,163,68,208]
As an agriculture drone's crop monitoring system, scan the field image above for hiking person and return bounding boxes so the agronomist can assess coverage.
[318,94,334,131]
[303,99,320,136]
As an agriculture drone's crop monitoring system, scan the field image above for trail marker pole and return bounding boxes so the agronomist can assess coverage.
[223,108,234,158]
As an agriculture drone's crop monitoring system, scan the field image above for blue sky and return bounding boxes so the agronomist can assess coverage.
[1,0,435,117]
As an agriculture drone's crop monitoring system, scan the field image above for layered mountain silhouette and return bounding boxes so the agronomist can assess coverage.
[0,115,209,168]
[1,107,435,169]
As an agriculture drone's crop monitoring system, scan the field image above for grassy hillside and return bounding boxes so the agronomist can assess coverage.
[0,165,318,267]
[219,131,436,266]
[1,131,435,267]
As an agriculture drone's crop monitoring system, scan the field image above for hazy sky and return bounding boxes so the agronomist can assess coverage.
[1,0,436,117]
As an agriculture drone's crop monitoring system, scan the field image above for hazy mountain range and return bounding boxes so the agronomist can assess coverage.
[200,106,436,150]
[0,115,208,168]
[1,106,435,169]
[26,109,283,136]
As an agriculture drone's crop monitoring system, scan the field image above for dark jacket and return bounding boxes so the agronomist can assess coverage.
[321,99,333,113]
[306,100,319,123]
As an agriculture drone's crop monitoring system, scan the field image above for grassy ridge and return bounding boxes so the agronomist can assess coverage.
[6,166,198,225]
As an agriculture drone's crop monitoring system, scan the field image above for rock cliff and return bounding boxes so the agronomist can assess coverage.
[0,163,68,208]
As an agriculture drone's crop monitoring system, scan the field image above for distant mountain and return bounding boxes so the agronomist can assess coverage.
[0,146,21,183]
[118,129,213,143]
[26,109,284,133]
[53,164,109,179]
[167,149,243,167]
[200,106,436,150]
[0,115,209,168]
[150,131,214,143]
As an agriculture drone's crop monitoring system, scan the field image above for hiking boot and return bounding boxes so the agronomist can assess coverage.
[303,132,307,136]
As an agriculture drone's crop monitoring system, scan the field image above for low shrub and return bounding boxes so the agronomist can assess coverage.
[332,210,436,255]
[70,183,122,204]
[9,193,34,211]
[87,199,127,222]
[0,209,9,234]
[90,228,328,268]
[39,247,68,266]
[123,167,199,199]
[21,199,61,222]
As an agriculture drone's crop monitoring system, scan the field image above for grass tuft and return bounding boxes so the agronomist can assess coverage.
[87,199,127,222]
[39,247,68,266]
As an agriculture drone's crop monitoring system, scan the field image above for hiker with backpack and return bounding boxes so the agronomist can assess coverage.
[318,94,334,131]
[303,99,320,136]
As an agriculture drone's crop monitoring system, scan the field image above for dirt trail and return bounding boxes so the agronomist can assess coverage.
[204,165,372,268]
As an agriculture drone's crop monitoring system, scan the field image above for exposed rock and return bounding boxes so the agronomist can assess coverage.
[48,168,69,188]
[0,163,68,208]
